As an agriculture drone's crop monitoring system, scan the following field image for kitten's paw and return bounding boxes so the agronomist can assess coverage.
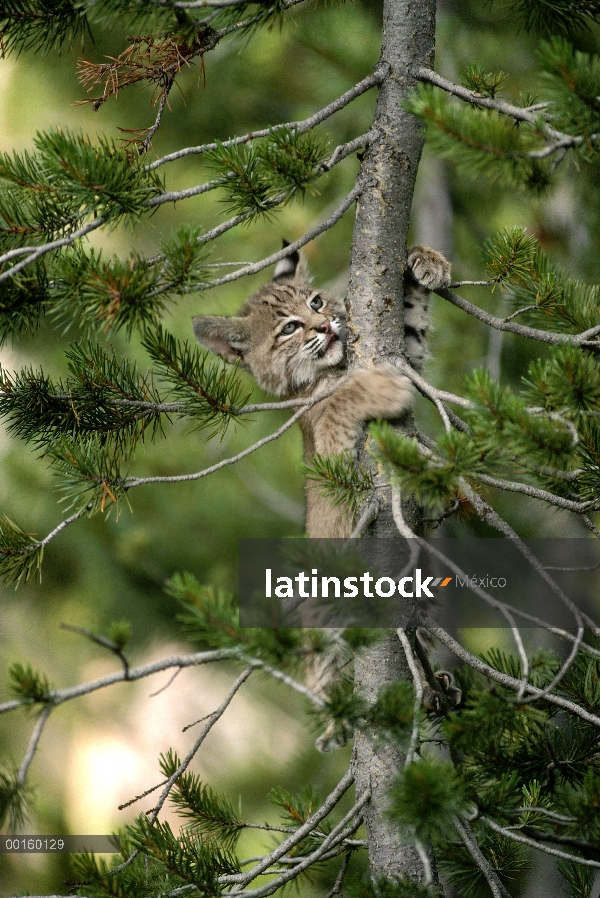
[350,364,414,419]
[407,244,451,291]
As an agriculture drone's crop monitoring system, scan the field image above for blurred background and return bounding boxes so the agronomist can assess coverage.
[1,0,599,893]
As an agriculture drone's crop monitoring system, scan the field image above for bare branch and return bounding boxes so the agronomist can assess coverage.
[453,816,512,898]
[190,183,364,290]
[398,360,472,407]
[427,623,600,728]
[323,852,351,898]
[0,216,106,284]
[396,629,422,767]
[124,383,336,489]
[226,768,355,889]
[149,666,254,823]
[480,815,600,869]
[246,657,325,708]
[348,494,382,539]
[462,482,592,638]
[17,705,52,787]
[416,532,600,655]
[147,68,388,171]
[472,472,595,514]
[0,649,240,715]
[228,793,368,896]
[460,482,588,703]
[148,131,373,211]
[60,622,130,677]
[414,66,566,141]
[436,287,600,349]
[138,76,175,153]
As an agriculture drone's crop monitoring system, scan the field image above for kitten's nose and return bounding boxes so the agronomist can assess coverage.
[316,319,331,333]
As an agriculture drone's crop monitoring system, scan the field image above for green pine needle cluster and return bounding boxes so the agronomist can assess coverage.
[438,651,600,857]
[0,1,299,70]
[371,343,600,515]
[380,648,600,890]
[0,345,162,451]
[129,813,240,885]
[507,245,600,333]
[438,832,529,898]
[0,515,43,586]
[213,0,291,32]
[0,1,90,55]
[369,422,480,513]
[462,63,508,98]
[0,130,163,251]
[504,0,600,37]
[48,435,129,514]
[405,85,553,191]
[302,451,374,516]
[558,862,597,898]
[410,36,600,191]
[388,758,468,842]
[107,620,132,652]
[162,575,243,649]
[143,326,251,435]
[483,227,537,288]
[464,368,576,461]
[0,765,31,833]
[526,346,600,416]
[50,230,210,338]
[0,227,212,345]
[0,265,48,344]
[8,660,52,704]
[160,750,244,851]
[538,38,600,145]
[269,783,324,826]
[577,421,600,502]
[170,572,304,665]
[311,678,414,748]
[206,129,328,220]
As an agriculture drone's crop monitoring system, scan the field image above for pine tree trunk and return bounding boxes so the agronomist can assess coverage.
[347,0,438,885]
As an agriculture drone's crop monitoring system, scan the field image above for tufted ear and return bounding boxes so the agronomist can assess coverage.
[192,314,250,364]
[272,239,310,283]
[273,239,300,281]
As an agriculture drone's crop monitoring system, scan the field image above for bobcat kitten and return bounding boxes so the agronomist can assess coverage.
[192,244,450,538]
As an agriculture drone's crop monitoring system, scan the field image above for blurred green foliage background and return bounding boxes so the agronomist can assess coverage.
[1,0,599,893]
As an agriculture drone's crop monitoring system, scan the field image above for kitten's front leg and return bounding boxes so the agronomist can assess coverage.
[311,365,413,457]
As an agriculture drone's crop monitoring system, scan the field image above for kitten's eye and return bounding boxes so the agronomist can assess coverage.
[280,321,299,336]
[309,296,324,311]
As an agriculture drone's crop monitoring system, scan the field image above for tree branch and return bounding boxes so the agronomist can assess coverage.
[480,816,600,869]
[413,66,566,142]
[146,69,388,171]
[124,382,337,488]
[189,183,364,290]
[472,472,594,514]
[453,815,512,898]
[426,624,600,728]
[0,649,240,714]
[436,287,600,348]
[227,768,355,889]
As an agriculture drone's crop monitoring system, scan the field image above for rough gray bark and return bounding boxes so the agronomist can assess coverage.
[347,0,439,887]
[347,0,436,538]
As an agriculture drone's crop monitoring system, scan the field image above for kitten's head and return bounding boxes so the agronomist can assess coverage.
[192,247,347,397]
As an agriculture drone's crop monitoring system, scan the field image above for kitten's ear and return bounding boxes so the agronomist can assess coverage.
[192,315,249,364]
[272,239,310,283]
